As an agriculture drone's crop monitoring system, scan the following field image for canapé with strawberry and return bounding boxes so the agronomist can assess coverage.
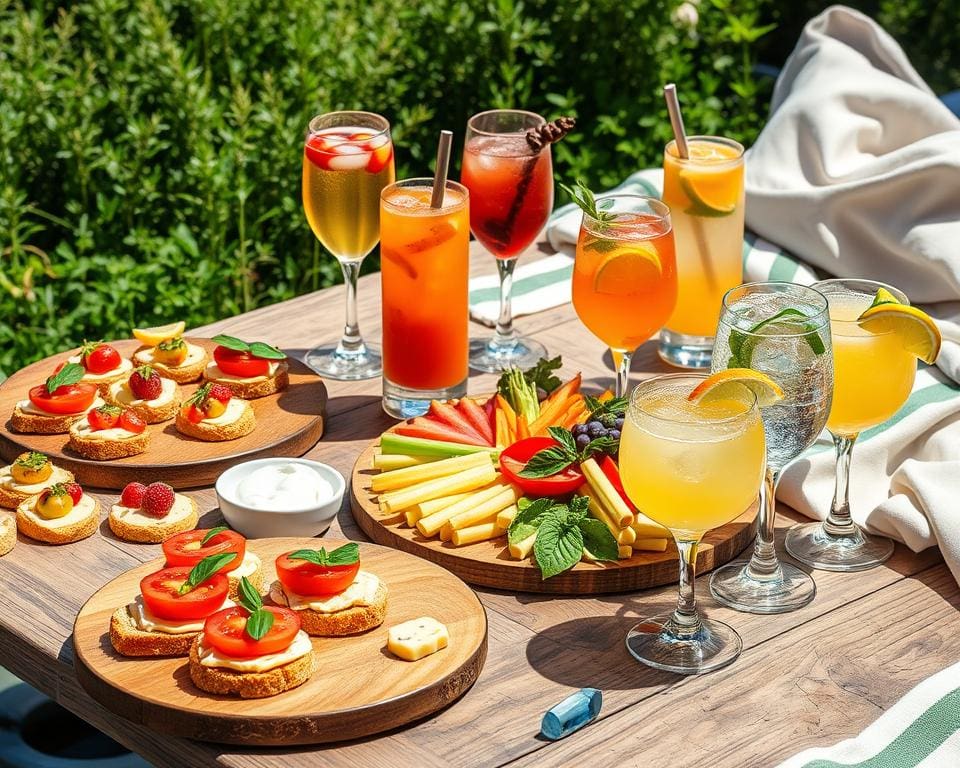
[175,383,255,441]
[67,403,149,459]
[108,481,199,544]
[104,365,181,423]
[16,480,101,544]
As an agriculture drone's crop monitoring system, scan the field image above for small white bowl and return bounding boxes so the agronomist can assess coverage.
[215,458,345,539]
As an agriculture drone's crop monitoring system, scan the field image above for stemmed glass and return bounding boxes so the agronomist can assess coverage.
[709,283,833,613]
[786,279,915,570]
[301,111,395,380]
[461,110,553,372]
[570,195,677,397]
[619,374,766,674]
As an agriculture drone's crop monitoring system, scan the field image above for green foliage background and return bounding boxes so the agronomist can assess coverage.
[1,0,957,377]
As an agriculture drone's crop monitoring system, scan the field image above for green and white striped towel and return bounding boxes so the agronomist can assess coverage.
[777,660,960,767]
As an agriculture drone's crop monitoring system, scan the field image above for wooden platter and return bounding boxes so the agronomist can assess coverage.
[0,339,327,489]
[73,537,487,746]
[351,440,757,595]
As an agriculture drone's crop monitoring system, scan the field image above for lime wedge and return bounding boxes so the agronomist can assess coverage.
[728,308,826,368]
[868,287,901,309]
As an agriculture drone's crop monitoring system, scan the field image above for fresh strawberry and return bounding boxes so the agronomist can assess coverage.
[63,482,84,505]
[81,341,122,374]
[366,138,393,174]
[119,410,146,434]
[207,383,233,404]
[129,365,162,400]
[120,481,148,508]
[141,482,175,518]
[87,403,122,431]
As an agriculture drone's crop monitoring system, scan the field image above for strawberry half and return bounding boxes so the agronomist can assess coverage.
[129,365,162,400]
[207,383,234,404]
[88,404,122,431]
[119,410,147,434]
[63,482,84,505]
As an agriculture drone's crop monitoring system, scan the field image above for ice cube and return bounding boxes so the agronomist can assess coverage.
[328,151,371,171]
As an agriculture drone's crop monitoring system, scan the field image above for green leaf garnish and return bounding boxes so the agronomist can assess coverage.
[212,334,286,360]
[288,542,360,567]
[15,451,49,470]
[185,382,212,407]
[236,575,274,640]
[245,608,274,641]
[526,356,563,395]
[201,525,229,545]
[507,498,554,546]
[579,517,620,561]
[560,179,616,225]
[727,307,826,369]
[237,575,263,613]
[178,552,236,595]
[534,514,585,579]
[518,427,618,479]
[211,334,249,351]
[45,363,85,394]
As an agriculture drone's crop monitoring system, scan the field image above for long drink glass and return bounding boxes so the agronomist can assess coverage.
[709,283,833,613]
[785,279,913,570]
[571,196,677,397]
[461,110,553,372]
[658,136,745,369]
[619,374,766,674]
[302,111,395,380]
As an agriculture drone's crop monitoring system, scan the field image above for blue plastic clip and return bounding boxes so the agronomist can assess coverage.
[540,688,602,741]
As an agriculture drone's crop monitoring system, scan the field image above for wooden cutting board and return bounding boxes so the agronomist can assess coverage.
[0,339,327,489]
[350,439,758,595]
[72,537,487,746]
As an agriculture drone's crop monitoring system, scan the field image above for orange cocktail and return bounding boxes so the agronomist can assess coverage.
[380,179,470,418]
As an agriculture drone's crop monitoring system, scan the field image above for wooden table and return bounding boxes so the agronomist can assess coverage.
[1,240,955,768]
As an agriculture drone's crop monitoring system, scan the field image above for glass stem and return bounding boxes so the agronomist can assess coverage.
[745,467,783,581]
[670,537,703,638]
[824,433,859,536]
[614,349,632,399]
[491,257,518,350]
[335,259,365,355]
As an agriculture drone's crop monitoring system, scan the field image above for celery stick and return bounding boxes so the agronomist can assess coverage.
[379,433,500,459]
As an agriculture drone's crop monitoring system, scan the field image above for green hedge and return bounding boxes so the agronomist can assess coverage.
[1,0,956,377]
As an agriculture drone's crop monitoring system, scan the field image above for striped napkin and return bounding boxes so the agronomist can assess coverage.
[777,660,960,767]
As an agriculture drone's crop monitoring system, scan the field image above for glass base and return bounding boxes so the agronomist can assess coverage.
[304,342,381,381]
[785,521,895,572]
[657,328,714,369]
[469,335,547,373]
[382,376,468,419]
[625,614,741,675]
[709,559,816,614]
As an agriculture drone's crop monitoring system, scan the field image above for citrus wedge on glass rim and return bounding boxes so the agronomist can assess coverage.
[857,291,941,364]
[688,369,784,407]
[593,242,662,294]
[132,321,186,346]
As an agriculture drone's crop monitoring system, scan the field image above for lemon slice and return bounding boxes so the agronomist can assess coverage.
[857,293,941,364]
[688,369,784,407]
[132,321,186,346]
[593,244,662,295]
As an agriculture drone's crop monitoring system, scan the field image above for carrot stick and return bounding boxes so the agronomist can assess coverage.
[544,373,582,410]
[531,393,582,435]
[560,400,588,429]
[496,394,517,435]
[495,409,509,447]
[516,414,530,440]
[597,389,614,403]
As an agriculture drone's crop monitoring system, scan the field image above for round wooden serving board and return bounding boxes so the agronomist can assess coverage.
[73,537,487,746]
[351,439,758,595]
[0,339,327,489]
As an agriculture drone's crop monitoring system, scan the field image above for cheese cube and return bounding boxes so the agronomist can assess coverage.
[387,617,449,661]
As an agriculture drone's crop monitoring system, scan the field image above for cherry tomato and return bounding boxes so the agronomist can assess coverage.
[87,405,121,431]
[140,566,229,621]
[214,346,270,377]
[275,552,359,596]
[499,437,585,497]
[119,410,146,434]
[163,529,246,570]
[203,605,300,658]
[84,344,121,374]
[28,383,98,415]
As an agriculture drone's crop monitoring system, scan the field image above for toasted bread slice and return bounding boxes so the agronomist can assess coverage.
[188,637,315,699]
[16,494,100,544]
[132,342,208,383]
[175,400,255,441]
[103,379,181,424]
[227,556,264,602]
[268,579,388,636]
[0,464,74,509]
[67,421,149,460]
[108,495,199,544]
[202,360,290,400]
[0,514,16,556]
[109,605,196,657]
[11,405,86,435]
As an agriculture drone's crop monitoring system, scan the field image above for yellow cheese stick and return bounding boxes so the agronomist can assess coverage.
[581,458,634,527]
[618,545,633,559]
[451,522,504,546]
[371,451,491,493]
[496,504,518,529]
[633,538,669,552]
[630,511,669,539]
[509,531,537,559]
[380,464,497,515]
[372,453,440,471]
[448,486,518,531]
[416,481,508,537]
[414,491,475,519]
[404,509,419,527]
[581,488,620,539]
[618,526,637,545]
[439,523,454,542]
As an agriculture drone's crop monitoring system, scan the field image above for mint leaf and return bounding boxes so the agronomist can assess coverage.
[518,447,575,478]
[237,575,263,613]
[548,426,577,454]
[201,525,229,545]
[326,542,360,565]
[212,334,250,352]
[507,498,553,546]
[248,341,287,360]
[245,608,274,640]
[580,436,619,461]
[567,495,590,521]
[179,552,236,594]
[578,517,619,561]
[526,356,563,395]
[534,514,584,579]
[45,362,85,394]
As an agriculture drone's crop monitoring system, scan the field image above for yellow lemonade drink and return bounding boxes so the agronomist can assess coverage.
[659,137,745,368]
[620,385,765,535]
[826,293,916,436]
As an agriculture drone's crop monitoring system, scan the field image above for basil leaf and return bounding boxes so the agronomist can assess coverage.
[211,334,250,352]
[507,498,553,546]
[287,548,329,566]
[326,542,360,566]
[525,356,562,395]
[578,518,619,561]
[237,576,263,614]
[534,514,584,579]
[518,447,574,478]
[245,609,274,641]
[201,525,229,545]
[547,426,577,455]
[248,341,287,360]
[179,552,236,594]
[46,362,85,394]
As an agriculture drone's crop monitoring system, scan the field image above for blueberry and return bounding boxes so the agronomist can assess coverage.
[571,424,586,438]
[575,434,592,449]
[614,417,625,429]
[608,429,621,441]
[587,421,605,437]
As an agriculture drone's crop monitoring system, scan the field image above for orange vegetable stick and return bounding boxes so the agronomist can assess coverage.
[531,393,583,435]
[496,394,518,435]
[545,373,582,409]
[495,409,509,446]
[597,389,614,403]
[560,400,588,429]
[517,414,530,440]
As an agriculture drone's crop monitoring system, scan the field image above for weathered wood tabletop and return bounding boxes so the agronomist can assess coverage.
[1,240,954,768]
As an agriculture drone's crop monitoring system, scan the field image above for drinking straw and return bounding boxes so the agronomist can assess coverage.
[431,130,453,209]
[663,83,716,290]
